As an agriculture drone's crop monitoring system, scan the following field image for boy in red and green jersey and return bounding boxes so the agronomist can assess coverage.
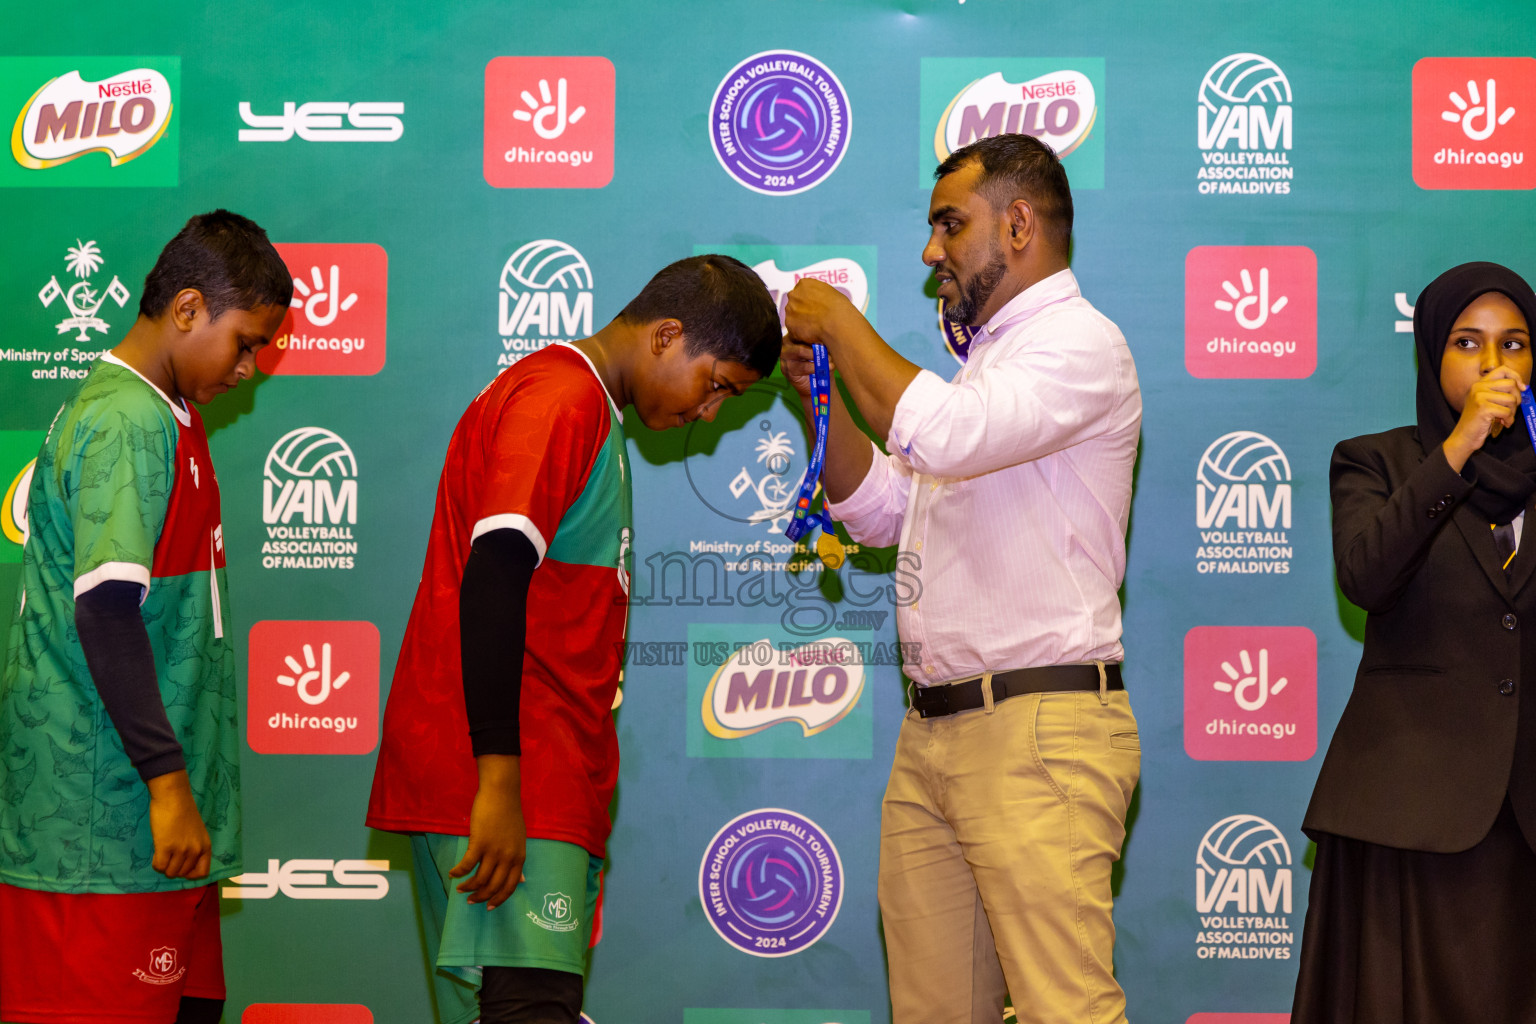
[0,211,291,1024]
[366,255,781,1024]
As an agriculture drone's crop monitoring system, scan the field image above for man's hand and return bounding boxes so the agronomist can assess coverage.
[780,336,818,399]
[147,770,212,880]
[1445,368,1526,472]
[450,754,526,910]
[783,278,860,351]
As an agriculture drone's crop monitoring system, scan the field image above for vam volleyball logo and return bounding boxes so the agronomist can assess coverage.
[497,239,593,369]
[1194,431,1293,575]
[699,808,843,957]
[710,51,851,196]
[1413,57,1536,190]
[1185,246,1316,378]
[0,430,44,563]
[260,427,359,571]
[1194,814,1294,960]
[247,620,379,755]
[260,243,388,376]
[1196,54,1294,195]
[920,58,1105,189]
[1184,626,1316,762]
[1,57,179,186]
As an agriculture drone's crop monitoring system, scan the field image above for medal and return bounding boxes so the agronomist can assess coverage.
[784,343,841,569]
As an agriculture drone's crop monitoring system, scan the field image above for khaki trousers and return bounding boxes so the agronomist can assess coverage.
[879,688,1140,1024]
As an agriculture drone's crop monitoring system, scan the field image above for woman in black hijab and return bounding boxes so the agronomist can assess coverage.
[1293,262,1536,1022]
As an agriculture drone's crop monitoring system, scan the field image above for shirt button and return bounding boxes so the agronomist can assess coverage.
[915,540,923,551]
[1427,508,1439,519]
[1505,613,1519,630]
[1500,678,1517,696]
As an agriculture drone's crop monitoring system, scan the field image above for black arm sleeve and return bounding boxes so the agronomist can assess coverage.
[74,579,186,781]
[460,528,538,757]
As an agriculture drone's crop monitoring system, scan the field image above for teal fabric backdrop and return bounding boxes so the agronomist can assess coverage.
[2,2,1534,1021]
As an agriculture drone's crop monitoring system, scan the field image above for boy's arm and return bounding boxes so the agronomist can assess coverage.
[75,579,210,880]
[449,528,538,911]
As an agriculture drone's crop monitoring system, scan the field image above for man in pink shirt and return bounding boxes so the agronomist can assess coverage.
[782,133,1142,1024]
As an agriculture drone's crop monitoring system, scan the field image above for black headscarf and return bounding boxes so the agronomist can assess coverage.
[1415,261,1536,524]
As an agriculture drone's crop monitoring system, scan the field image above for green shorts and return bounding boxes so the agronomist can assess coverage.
[409,833,602,1024]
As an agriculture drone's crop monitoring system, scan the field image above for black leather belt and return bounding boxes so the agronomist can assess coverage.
[909,663,1124,719]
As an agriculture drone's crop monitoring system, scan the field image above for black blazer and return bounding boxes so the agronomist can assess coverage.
[1303,426,1536,853]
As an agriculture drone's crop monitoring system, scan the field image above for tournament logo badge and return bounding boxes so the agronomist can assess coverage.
[260,243,388,376]
[247,620,380,754]
[1,57,179,186]
[1194,431,1293,575]
[699,808,843,956]
[1184,246,1317,378]
[710,50,851,196]
[1413,57,1536,190]
[484,57,615,188]
[1194,814,1295,960]
[1196,54,1294,195]
[497,239,594,369]
[1184,626,1316,761]
[919,59,1105,190]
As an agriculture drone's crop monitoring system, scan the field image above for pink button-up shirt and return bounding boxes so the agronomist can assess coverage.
[828,269,1141,686]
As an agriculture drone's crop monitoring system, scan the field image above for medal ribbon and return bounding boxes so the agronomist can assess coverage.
[785,343,834,542]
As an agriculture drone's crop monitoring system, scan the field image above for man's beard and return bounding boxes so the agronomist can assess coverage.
[941,246,1008,327]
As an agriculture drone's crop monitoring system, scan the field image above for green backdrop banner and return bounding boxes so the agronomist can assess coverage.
[3,2,1534,1022]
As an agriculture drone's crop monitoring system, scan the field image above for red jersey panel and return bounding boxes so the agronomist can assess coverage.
[366,345,632,856]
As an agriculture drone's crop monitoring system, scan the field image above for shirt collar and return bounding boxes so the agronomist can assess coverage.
[972,268,1080,348]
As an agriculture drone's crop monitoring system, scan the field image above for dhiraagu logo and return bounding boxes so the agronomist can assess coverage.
[0,57,179,187]
[0,431,45,562]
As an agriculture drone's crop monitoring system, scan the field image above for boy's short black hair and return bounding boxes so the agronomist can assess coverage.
[935,134,1074,252]
[138,209,293,320]
[618,255,781,379]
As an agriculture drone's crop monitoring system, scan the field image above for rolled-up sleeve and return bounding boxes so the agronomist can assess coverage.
[824,440,912,548]
[886,313,1127,478]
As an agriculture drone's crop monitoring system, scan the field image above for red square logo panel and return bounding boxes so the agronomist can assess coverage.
[484,57,615,188]
[1185,246,1317,379]
[1413,57,1536,190]
[1184,626,1317,762]
[247,621,380,755]
[259,243,388,376]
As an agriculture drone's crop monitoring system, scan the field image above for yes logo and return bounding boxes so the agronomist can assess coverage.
[259,243,388,376]
[1414,58,1536,190]
[1184,626,1316,761]
[247,620,379,754]
[485,57,615,189]
[221,858,390,900]
[237,101,404,142]
[2,57,180,186]
[1186,246,1317,378]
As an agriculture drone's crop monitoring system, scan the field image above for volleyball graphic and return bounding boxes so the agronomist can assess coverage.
[1199,53,1292,111]
[1196,431,1291,489]
[699,808,844,957]
[1196,814,1292,874]
[264,427,357,484]
[500,239,593,294]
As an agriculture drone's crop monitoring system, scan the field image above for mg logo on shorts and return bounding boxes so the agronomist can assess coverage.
[529,890,579,932]
[131,944,186,985]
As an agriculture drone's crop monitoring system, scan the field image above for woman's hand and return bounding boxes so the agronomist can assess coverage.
[1444,367,1525,472]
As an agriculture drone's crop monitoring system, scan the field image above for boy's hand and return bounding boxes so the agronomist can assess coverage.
[147,770,212,879]
[450,754,526,910]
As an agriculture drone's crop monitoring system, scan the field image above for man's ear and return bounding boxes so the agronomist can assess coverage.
[650,318,684,355]
[1006,199,1035,252]
[169,288,208,333]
